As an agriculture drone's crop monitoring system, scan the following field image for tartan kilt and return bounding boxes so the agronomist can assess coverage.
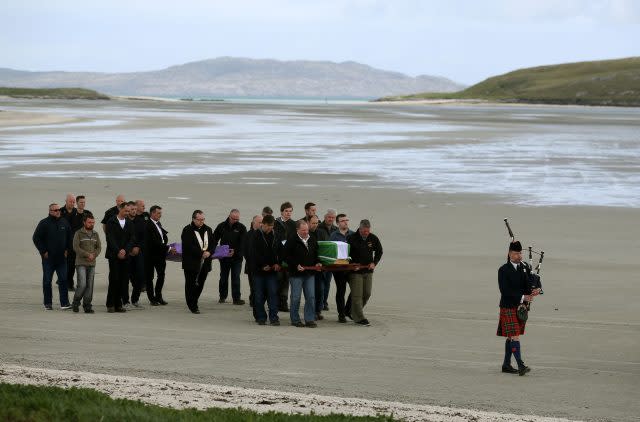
[497,307,526,337]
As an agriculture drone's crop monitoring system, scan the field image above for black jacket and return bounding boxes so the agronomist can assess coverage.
[181,223,214,273]
[316,222,337,240]
[60,207,89,233]
[213,219,247,262]
[274,218,296,242]
[105,216,136,260]
[243,228,255,274]
[32,215,72,263]
[284,235,320,275]
[498,261,532,308]
[145,219,169,261]
[132,213,149,249]
[347,232,383,273]
[310,229,329,242]
[250,229,282,274]
[101,206,118,225]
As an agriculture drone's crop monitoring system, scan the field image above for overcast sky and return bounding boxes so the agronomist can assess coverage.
[1,0,638,84]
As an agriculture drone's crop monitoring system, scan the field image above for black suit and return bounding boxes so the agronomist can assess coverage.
[105,216,135,309]
[145,219,169,303]
[181,222,214,311]
[498,261,532,308]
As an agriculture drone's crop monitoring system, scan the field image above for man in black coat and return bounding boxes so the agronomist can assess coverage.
[497,241,540,376]
[347,219,383,327]
[243,215,263,311]
[284,220,321,327]
[59,193,79,291]
[145,205,173,306]
[250,215,282,325]
[32,203,72,310]
[105,202,136,313]
[213,209,247,305]
[182,210,214,314]
[101,194,125,233]
[274,201,296,311]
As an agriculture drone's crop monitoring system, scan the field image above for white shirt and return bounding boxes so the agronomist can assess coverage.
[298,234,309,249]
[117,217,126,229]
[151,218,163,240]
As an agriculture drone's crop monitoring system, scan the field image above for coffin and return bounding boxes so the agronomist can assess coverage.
[317,241,350,265]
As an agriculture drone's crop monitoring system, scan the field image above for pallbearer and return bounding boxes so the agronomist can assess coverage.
[497,241,540,376]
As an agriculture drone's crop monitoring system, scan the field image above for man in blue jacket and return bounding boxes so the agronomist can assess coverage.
[32,203,72,310]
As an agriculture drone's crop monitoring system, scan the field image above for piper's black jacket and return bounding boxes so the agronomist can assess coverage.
[105,216,136,260]
[32,215,72,264]
[213,219,247,262]
[181,223,214,273]
[144,219,169,262]
[347,232,383,273]
[498,261,532,308]
[284,235,320,276]
[250,229,282,274]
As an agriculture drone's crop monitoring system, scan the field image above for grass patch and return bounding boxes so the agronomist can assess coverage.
[0,87,110,100]
[377,56,640,106]
[0,383,396,422]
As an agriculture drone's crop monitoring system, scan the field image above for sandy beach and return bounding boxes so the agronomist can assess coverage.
[0,99,638,421]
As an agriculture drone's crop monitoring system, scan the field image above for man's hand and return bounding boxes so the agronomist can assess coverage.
[202,251,211,259]
[168,247,177,255]
[263,265,271,271]
[315,263,322,271]
[87,253,95,262]
[297,264,304,272]
[524,295,534,302]
[130,246,140,257]
[117,249,126,259]
[273,264,281,272]
[43,252,49,260]
[228,248,235,257]
[368,263,376,270]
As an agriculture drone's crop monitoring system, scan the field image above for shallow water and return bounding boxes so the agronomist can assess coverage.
[1,100,639,207]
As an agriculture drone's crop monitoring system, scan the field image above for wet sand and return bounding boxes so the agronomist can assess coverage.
[0,101,638,421]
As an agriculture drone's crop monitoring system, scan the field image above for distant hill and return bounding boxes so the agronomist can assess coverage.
[0,57,464,98]
[377,57,640,106]
[0,87,109,100]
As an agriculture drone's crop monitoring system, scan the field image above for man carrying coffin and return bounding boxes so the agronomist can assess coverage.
[182,210,214,314]
[497,240,541,376]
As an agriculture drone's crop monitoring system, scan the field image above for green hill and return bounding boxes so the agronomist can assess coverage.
[0,87,109,100]
[377,57,640,106]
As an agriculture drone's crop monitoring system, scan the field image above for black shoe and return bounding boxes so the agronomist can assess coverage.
[323,304,329,311]
[107,307,115,313]
[316,313,324,321]
[157,299,168,306]
[305,321,318,328]
[501,365,519,374]
[356,319,370,326]
[44,305,53,311]
[233,299,245,305]
[338,315,347,323]
[270,320,280,326]
[149,300,160,306]
[72,303,79,313]
[190,309,201,314]
[84,308,94,314]
[291,321,305,327]
[257,320,266,325]
[518,365,531,376]
[218,298,226,303]
[115,307,126,313]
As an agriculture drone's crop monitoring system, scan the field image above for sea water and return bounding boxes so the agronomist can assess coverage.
[0,101,638,208]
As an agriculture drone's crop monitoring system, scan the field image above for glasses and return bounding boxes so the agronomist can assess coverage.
[50,209,61,213]
[194,218,205,222]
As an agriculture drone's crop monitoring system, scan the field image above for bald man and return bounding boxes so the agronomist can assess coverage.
[101,194,125,233]
[59,193,78,291]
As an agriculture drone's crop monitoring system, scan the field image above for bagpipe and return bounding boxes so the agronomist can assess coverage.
[504,218,544,294]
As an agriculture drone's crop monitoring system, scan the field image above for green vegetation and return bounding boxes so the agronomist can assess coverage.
[0,383,395,422]
[0,87,110,100]
[378,57,640,106]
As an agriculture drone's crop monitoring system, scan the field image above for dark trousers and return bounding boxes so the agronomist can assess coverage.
[219,259,242,301]
[247,272,255,307]
[129,253,145,304]
[65,251,76,289]
[314,272,324,314]
[252,272,279,322]
[42,259,69,307]
[145,256,166,302]
[277,271,289,308]
[321,271,332,307]
[334,272,350,317]
[184,269,208,311]
[107,258,129,309]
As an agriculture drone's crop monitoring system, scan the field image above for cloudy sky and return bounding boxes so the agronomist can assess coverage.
[1,0,638,84]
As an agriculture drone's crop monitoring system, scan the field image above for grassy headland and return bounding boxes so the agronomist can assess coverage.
[377,57,640,106]
[0,383,395,422]
[0,87,110,100]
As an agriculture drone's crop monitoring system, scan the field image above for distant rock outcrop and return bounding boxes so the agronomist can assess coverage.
[0,57,464,98]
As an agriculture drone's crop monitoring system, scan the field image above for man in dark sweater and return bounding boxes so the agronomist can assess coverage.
[105,202,136,313]
[274,201,296,311]
[497,241,540,376]
[59,193,79,291]
[243,215,263,311]
[32,203,72,310]
[213,209,247,305]
[250,215,282,325]
[347,219,383,327]
[284,220,321,327]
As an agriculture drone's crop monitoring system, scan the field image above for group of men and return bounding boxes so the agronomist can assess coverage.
[32,195,384,327]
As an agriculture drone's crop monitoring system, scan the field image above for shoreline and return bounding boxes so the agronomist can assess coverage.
[0,364,578,422]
